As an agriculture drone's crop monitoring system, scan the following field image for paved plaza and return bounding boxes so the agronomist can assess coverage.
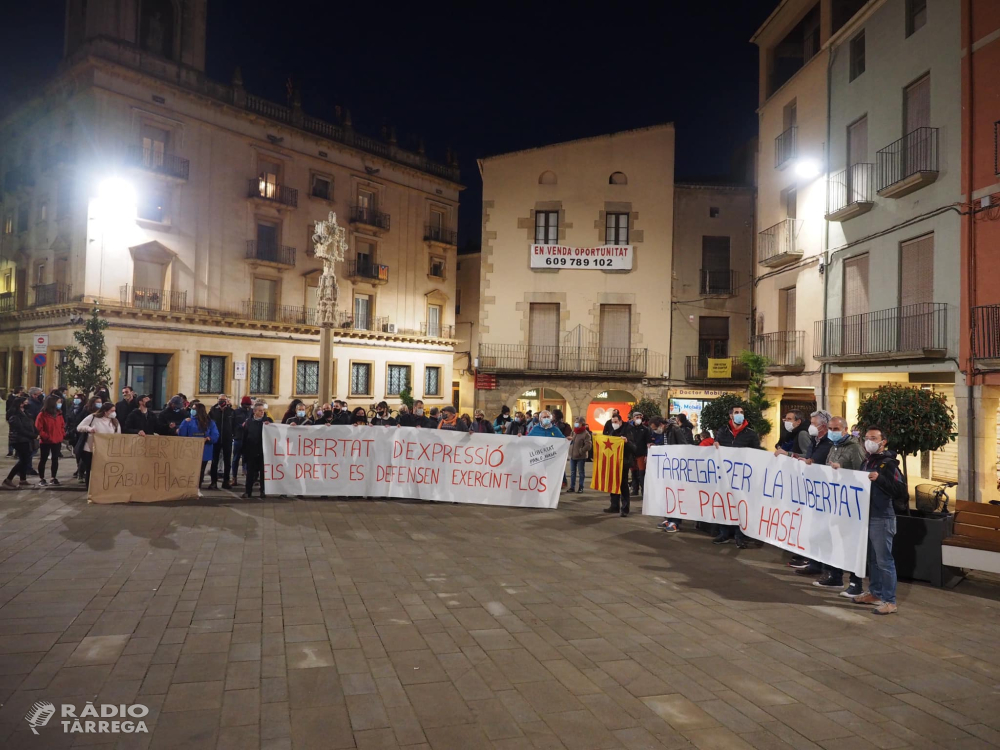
[0,475,998,750]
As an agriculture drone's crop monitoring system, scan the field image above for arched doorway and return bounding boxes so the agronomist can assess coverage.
[516,387,573,423]
[586,389,636,432]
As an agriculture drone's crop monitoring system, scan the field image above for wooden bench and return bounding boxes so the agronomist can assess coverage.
[941,500,1000,576]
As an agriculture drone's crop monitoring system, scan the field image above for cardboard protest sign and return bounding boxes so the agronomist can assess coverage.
[643,445,871,575]
[88,434,205,504]
[591,435,625,493]
[263,424,569,509]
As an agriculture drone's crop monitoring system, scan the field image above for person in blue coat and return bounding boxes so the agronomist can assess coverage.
[527,410,567,439]
[178,400,219,489]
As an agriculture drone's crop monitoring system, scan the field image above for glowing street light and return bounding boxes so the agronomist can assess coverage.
[96,177,137,223]
[794,159,822,180]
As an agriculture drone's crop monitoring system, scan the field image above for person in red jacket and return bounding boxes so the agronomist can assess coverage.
[35,394,66,486]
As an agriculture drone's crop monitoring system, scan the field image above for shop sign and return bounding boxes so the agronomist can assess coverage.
[475,373,498,390]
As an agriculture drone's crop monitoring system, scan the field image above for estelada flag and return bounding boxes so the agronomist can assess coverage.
[591,434,625,493]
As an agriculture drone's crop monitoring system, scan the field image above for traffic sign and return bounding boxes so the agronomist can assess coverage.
[234,360,247,381]
[33,334,48,353]
[33,353,47,367]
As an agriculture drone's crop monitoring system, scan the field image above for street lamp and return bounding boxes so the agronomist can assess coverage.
[794,158,822,180]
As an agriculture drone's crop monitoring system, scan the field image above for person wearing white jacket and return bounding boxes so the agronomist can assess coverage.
[75,403,121,488]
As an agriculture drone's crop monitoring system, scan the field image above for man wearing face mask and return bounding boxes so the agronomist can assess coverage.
[713,405,760,545]
[629,411,651,496]
[330,400,351,426]
[774,409,811,459]
[852,426,906,615]
[371,401,397,427]
[790,410,834,573]
[601,410,637,517]
[156,395,187,436]
[208,394,235,490]
[505,411,529,436]
[813,416,869,593]
[527,409,564,438]
[124,394,157,436]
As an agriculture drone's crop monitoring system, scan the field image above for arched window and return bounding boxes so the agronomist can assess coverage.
[609,172,628,185]
[538,170,557,185]
[139,0,176,59]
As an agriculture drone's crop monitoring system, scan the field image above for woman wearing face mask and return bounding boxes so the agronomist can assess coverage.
[567,418,593,493]
[493,406,512,433]
[350,406,369,426]
[35,395,66,486]
[600,410,637,516]
[75,403,121,488]
[72,396,104,483]
[505,411,528,436]
[179,401,220,489]
[3,396,39,489]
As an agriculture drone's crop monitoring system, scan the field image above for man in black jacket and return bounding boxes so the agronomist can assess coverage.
[330,400,351,425]
[713,405,760,547]
[851,426,907,616]
[371,401,396,427]
[629,411,652,496]
[124,394,158,435]
[230,396,253,486]
[157,396,186,436]
[5,386,25,456]
[240,403,273,498]
[209,394,234,489]
[602,410,637,517]
[115,386,137,423]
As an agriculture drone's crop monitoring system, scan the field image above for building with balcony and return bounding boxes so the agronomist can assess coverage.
[474,126,673,427]
[753,0,968,493]
[0,0,461,411]
[961,1,1000,503]
[669,183,754,431]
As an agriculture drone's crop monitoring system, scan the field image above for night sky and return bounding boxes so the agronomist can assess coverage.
[1,0,777,247]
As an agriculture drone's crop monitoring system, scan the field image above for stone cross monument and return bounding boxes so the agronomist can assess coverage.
[312,211,348,403]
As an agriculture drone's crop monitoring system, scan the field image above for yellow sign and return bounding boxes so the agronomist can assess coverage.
[707,358,732,378]
[88,434,205,504]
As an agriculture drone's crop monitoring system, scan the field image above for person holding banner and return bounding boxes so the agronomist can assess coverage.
[75,403,121,488]
[178,401,220,488]
[240,402,272,498]
[506,411,529,436]
[819,416,869,594]
[713,405,760,546]
[853,427,906,615]
[601,410,636,517]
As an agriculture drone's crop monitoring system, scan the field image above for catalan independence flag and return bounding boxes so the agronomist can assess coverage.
[591,435,625,493]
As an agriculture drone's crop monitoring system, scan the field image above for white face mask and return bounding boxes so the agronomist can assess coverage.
[783,421,795,432]
[633,418,642,426]
[865,439,882,454]
[808,424,819,437]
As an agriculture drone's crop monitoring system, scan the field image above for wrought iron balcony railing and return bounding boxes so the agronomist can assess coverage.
[827,163,875,218]
[775,126,797,168]
[424,225,457,245]
[814,302,948,360]
[349,205,390,230]
[248,178,298,208]
[700,269,736,296]
[126,145,190,180]
[347,259,389,283]
[753,330,806,371]
[0,292,14,313]
[120,284,187,312]
[478,344,648,376]
[246,240,296,267]
[758,219,804,267]
[876,127,939,196]
[420,322,455,338]
[31,283,72,307]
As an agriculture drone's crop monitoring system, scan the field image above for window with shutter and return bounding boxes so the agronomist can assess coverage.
[599,304,631,369]
[698,317,729,367]
[899,234,934,350]
[842,254,870,355]
[528,303,559,369]
[701,237,732,294]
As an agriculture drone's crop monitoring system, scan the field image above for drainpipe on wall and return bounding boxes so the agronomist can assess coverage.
[964,0,977,500]
[820,47,835,411]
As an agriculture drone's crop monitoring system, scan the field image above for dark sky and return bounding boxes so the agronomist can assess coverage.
[1,0,777,246]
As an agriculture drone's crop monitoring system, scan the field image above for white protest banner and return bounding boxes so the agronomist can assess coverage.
[88,434,204,504]
[263,424,569,509]
[643,445,871,575]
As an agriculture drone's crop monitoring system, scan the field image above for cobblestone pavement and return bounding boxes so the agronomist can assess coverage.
[0,474,998,749]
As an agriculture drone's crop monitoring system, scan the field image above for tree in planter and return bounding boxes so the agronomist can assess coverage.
[628,397,663,420]
[699,393,766,436]
[59,308,113,393]
[856,384,956,488]
[739,349,773,438]
[398,386,414,411]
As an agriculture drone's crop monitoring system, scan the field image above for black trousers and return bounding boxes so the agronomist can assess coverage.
[199,460,209,487]
[210,440,232,486]
[6,442,32,482]
[609,468,631,513]
[38,443,61,478]
[244,457,265,495]
[81,452,94,487]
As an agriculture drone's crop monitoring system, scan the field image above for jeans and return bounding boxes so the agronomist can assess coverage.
[569,459,586,490]
[6,442,32,482]
[38,443,61,478]
[211,440,232,486]
[231,440,244,482]
[867,515,897,604]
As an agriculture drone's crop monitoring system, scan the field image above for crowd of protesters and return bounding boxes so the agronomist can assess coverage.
[3,385,904,614]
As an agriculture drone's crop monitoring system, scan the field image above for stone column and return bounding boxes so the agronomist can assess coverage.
[823,372,845,416]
